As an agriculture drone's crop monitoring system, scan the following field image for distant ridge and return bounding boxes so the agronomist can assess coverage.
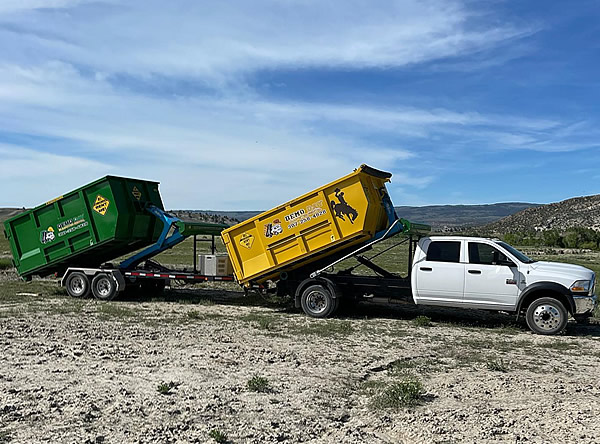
[185,203,539,229]
[485,194,600,234]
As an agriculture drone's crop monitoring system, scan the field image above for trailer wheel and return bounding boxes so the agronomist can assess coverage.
[91,273,117,301]
[525,297,568,335]
[65,272,90,298]
[301,284,336,318]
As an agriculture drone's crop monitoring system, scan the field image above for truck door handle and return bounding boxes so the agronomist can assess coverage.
[420,267,432,272]
[468,269,482,274]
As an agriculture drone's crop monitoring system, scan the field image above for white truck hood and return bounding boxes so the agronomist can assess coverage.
[527,261,594,283]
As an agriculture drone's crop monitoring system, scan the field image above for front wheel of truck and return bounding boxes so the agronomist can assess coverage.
[301,284,336,318]
[525,297,568,335]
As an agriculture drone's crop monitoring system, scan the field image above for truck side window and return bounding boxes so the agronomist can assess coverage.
[426,241,460,263]
[468,242,507,265]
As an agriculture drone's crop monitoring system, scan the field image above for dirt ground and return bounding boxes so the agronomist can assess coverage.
[1,278,600,444]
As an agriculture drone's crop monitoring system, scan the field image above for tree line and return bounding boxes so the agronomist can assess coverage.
[500,228,600,250]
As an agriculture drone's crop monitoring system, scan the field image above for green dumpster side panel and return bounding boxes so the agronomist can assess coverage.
[3,175,164,278]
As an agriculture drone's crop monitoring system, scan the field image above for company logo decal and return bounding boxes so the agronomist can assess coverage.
[286,200,327,229]
[57,214,89,237]
[40,227,55,244]
[331,188,358,224]
[93,195,110,215]
[264,218,283,238]
[240,233,255,249]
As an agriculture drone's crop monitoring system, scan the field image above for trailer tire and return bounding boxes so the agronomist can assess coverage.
[65,272,90,298]
[525,297,568,335]
[91,273,117,301]
[301,284,336,318]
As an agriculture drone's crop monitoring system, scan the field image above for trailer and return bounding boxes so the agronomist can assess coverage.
[3,176,231,300]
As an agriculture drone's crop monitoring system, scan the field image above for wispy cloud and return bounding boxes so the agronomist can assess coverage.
[0,0,596,209]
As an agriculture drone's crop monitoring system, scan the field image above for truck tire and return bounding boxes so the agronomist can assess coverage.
[525,297,568,335]
[301,284,336,318]
[65,272,90,298]
[91,273,117,301]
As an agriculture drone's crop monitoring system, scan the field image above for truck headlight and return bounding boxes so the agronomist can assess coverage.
[571,280,591,293]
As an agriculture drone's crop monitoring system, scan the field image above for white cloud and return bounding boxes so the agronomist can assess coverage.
[0,0,531,81]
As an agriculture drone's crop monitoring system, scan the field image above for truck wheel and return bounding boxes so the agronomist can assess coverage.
[526,297,568,335]
[301,284,335,318]
[65,272,90,298]
[91,273,117,301]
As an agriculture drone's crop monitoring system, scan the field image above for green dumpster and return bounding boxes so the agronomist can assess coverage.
[3,176,165,279]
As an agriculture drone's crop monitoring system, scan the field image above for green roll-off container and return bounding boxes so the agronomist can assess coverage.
[3,176,165,279]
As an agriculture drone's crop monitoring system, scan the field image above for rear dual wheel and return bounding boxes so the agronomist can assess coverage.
[300,284,339,318]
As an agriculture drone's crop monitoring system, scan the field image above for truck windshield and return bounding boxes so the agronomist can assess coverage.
[496,241,536,264]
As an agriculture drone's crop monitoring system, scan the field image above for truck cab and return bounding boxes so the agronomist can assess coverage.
[412,236,597,334]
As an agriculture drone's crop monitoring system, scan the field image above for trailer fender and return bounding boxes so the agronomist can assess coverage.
[294,276,342,308]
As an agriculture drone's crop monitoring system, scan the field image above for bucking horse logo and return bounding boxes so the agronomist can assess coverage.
[331,188,358,224]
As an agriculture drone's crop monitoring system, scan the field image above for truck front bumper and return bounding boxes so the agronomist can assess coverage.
[573,294,597,315]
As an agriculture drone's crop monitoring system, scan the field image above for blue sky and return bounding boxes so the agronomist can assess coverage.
[0,0,599,210]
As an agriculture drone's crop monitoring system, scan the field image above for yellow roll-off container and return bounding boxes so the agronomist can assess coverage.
[222,164,398,286]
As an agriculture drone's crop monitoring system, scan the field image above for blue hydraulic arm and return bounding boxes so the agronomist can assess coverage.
[119,205,186,270]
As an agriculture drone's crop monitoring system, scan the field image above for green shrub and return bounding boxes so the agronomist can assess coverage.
[209,429,228,443]
[157,381,180,395]
[413,315,431,327]
[372,375,424,409]
[247,375,270,393]
[486,359,508,372]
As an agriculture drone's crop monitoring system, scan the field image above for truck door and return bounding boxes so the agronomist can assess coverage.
[463,241,518,309]
[415,240,465,305]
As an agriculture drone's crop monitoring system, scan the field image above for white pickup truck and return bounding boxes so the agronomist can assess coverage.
[292,235,597,335]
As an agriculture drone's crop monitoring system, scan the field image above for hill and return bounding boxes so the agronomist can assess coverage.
[0,208,26,223]
[485,194,600,234]
[177,203,539,229]
[394,203,539,229]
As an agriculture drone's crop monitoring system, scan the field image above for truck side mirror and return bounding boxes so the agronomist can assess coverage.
[498,258,515,267]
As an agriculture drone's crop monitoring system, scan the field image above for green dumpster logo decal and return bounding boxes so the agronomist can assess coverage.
[40,227,55,244]
[57,214,88,237]
[93,195,110,216]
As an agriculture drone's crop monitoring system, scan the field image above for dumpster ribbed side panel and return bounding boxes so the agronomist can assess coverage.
[223,165,393,285]
[3,175,164,278]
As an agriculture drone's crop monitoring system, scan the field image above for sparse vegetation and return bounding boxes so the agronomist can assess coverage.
[486,359,509,372]
[294,320,354,336]
[157,381,180,395]
[241,313,278,330]
[209,429,229,443]
[413,315,432,327]
[97,303,136,319]
[247,375,271,393]
[0,258,12,270]
[370,374,425,409]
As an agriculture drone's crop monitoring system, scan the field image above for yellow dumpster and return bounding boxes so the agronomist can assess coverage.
[222,164,397,286]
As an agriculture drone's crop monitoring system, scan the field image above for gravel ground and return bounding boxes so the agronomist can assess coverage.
[1,282,600,444]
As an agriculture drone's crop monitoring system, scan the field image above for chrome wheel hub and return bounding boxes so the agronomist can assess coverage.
[70,277,84,295]
[532,304,561,331]
[306,290,328,314]
[96,278,112,297]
